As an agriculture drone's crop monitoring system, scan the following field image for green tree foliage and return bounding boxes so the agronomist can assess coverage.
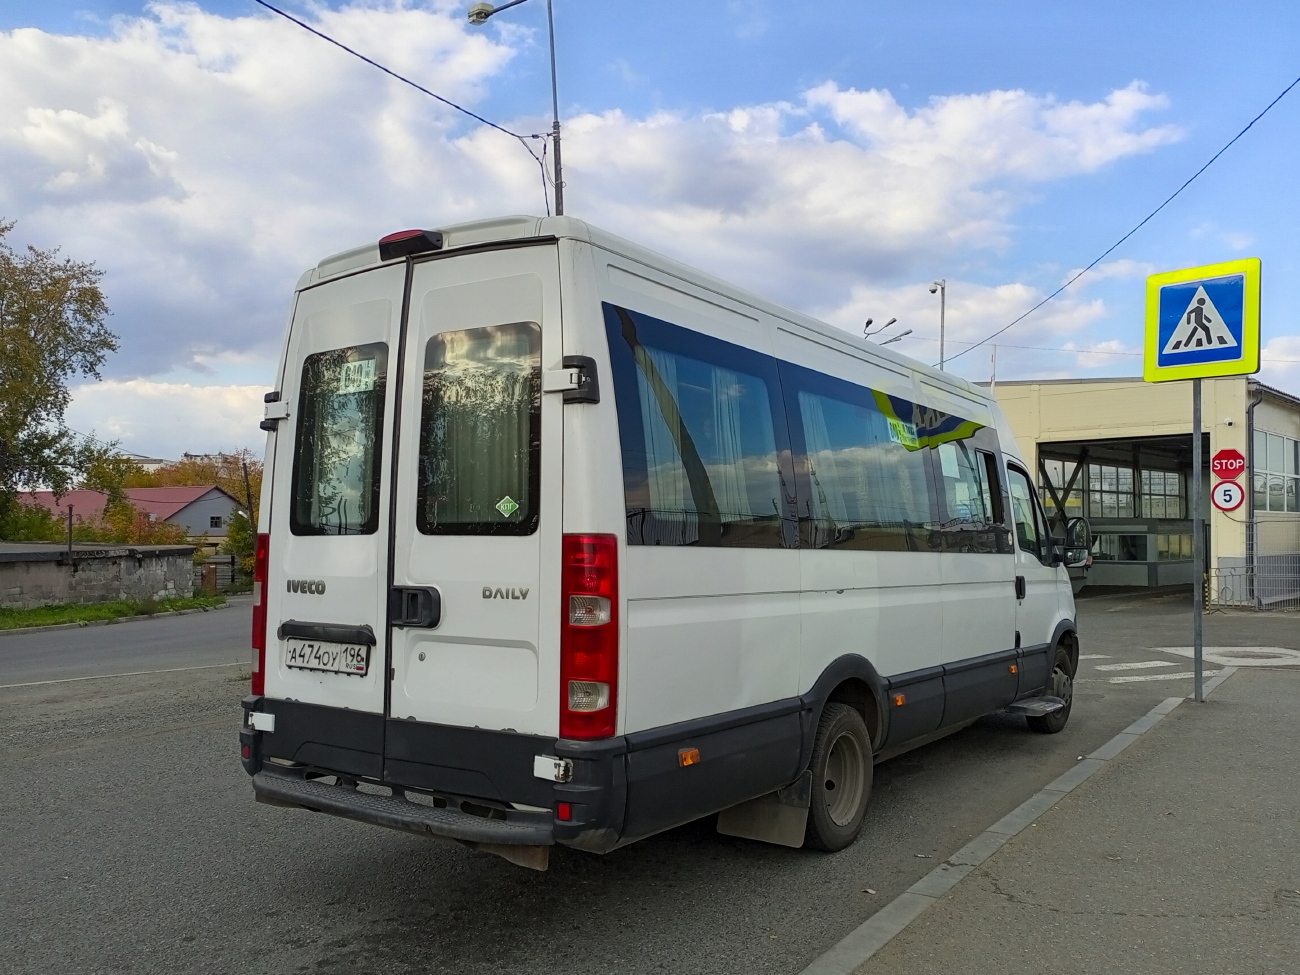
[221,509,256,573]
[0,220,118,528]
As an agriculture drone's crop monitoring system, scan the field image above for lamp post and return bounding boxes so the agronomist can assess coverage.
[468,0,565,215]
[929,279,946,370]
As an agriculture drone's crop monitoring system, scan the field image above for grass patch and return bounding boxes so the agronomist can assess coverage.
[0,594,227,631]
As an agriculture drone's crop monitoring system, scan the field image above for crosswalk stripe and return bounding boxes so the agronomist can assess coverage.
[1094,660,1177,672]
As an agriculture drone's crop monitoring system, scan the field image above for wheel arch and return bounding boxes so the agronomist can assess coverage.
[1050,618,1079,675]
[799,655,888,767]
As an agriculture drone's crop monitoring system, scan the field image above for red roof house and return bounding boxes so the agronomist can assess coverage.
[18,486,241,539]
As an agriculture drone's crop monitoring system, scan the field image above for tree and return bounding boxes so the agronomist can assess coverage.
[0,220,118,529]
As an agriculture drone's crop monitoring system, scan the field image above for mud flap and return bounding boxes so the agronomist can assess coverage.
[715,770,812,849]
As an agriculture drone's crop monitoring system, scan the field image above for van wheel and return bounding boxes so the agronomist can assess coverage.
[1027,645,1074,735]
[805,703,873,852]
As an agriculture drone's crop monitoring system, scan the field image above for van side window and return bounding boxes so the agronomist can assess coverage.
[290,343,388,536]
[781,365,934,551]
[417,322,541,536]
[1007,465,1049,564]
[604,304,793,548]
[934,441,1011,554]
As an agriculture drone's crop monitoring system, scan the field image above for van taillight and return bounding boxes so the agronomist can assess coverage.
[560,534,618,739]
[251,533,269,695]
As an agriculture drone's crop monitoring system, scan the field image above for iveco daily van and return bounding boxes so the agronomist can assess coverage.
[240,215,1090,870]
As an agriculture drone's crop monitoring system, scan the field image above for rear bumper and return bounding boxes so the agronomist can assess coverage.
[253,765,553,866]
[240,695,626,855]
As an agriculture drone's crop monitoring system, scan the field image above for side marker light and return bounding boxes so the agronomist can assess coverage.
[893,694,906,707]
[678,747,700,767]
[556,802,572,822]
[1009,664,1019,674]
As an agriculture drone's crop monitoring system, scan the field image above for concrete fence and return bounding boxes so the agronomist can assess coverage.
[0,542,196,611]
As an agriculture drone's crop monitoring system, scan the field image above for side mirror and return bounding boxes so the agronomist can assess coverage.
[1064,516,1092,568]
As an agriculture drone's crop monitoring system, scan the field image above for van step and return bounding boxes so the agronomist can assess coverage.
[1003,696,1066,717]
[253,770,553,849]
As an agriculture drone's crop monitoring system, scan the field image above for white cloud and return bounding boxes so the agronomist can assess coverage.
[66,379,270,459]
[1,3,1191,445]
[1260,336,1300,390]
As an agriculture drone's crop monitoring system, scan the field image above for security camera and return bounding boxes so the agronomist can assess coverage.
[468,3,495,25]
[928,284,938,294]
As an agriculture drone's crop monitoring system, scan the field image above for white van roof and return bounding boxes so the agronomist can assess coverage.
[297,214,990,411]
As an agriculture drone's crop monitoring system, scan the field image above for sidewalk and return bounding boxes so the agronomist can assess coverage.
[857,667,1300,975]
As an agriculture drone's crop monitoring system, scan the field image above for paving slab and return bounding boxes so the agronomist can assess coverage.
[855,668,1300,975]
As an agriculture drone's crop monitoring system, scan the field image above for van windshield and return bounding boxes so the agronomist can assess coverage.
[290,342,387,535]
[416,322,541,535]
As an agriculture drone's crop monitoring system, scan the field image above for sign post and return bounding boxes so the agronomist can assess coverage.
[1144,258,1261,702]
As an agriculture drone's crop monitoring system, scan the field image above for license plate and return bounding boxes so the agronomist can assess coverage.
[284,639,370,676]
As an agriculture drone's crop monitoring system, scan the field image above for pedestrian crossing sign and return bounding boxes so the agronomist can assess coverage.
[1144,258,1260,382]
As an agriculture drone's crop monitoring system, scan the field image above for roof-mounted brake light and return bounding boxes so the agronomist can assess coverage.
[378,229,444,261]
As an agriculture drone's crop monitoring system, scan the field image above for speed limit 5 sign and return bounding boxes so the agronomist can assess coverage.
[1212,480,1245,512]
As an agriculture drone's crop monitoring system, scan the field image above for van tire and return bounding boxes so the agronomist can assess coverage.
[804,703,873,852]
[1027,645,1074,735]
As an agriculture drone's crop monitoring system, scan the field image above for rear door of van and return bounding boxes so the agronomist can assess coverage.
[386,246,564,794]
[260,264,404,778]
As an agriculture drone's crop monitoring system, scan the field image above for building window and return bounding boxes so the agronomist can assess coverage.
[1156,533,1192,561]
[1088,464,1135,519]
[1093,533,1148,562]
[209,516,223,529]
[1140,469,1184,519]
[1039,458,1083,519]
[1254,430,1300,513]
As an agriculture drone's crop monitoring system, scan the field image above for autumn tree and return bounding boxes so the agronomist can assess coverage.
[0,220,118,532]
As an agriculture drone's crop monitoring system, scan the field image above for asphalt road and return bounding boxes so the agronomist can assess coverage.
[0,597,251,686]
[1,593,1296,974]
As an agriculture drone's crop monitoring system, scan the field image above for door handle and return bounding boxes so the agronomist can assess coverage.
[1015,576,1027,600]
[278,620,376,646]
[391,587,441,628]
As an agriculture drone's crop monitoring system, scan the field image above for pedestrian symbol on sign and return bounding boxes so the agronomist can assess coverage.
[1162,285,1239,355]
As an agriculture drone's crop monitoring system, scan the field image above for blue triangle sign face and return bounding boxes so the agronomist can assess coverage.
[1156,274,1245,368]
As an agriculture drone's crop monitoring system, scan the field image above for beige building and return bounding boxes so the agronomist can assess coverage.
[990,376,1300,607]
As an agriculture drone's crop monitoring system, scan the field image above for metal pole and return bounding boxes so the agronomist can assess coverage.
[938,281,946,370]
[67,504,74,562]
[1192,377,1204,702]
[545,0,563,216]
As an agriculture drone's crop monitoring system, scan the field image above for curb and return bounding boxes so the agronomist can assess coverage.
[799,667,1239,975]
[0,599,236,637]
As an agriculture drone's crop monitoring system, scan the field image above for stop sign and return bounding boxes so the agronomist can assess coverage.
[1211,448,1246,480]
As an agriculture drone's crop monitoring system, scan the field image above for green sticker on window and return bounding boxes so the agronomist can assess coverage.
[495,496,520,518]
[886,416,919,448]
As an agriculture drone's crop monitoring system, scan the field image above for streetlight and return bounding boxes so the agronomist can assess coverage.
[469,1,565,215]
[929,279,946,370]
[880,329,912,347]
[863,317,898,339]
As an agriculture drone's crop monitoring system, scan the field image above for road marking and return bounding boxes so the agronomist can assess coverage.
[1153,646,1300,667]
[799,669,1238,975]
[0,662,244,689]
[1078,654,1111,660]
[1103,669,1220,684]
[1094,660,1177,671]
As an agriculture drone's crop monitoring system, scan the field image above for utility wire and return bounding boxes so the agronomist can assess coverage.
[249,0,553,212]
[945,71,1300,367]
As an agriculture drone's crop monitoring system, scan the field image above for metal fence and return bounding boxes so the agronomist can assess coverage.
[1209,519,1300,611]
[193,557,250,594]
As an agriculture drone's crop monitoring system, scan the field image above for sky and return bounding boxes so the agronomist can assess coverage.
[3,0,1298,459]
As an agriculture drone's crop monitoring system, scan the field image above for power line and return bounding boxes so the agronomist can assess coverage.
[945,70,1300,367]
[906,334,1300,363]
[249,0,553,211]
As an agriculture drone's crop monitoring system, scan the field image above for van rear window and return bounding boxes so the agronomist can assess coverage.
[417,322,541,535]
[290,343,387,536]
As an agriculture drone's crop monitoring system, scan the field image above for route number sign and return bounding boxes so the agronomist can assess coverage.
[1211,448,1246,481]
[1212,480,1245,512]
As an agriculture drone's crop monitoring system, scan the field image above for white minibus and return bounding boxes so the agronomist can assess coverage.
[241,216,1090,870]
